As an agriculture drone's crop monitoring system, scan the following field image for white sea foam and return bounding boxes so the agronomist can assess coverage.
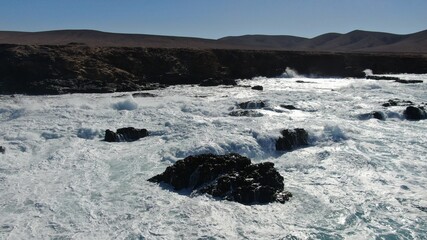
[1,75,427,239]
[112,98,139,110]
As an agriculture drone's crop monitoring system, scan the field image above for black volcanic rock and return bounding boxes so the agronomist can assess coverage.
[104,127,148,142]
[394,79,423,84]
[0,146,5,154]
[238,100,266,109]
[251,85,263,91]
[148,153,292,204]
[1,44,427,94]
[280,104,298,110]
[366,75,400,81]
[276,128,309,151]
[404,106,427,120]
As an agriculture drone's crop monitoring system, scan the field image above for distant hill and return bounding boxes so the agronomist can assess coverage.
[0,29,426,53]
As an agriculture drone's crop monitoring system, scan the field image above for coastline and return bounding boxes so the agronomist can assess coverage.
[1,44,427,94]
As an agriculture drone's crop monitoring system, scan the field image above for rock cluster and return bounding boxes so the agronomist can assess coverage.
[382,99,414,107]
[148,153,292,204]
[380,99,426,121]
[104,127,148,142]
[276,128,309,151]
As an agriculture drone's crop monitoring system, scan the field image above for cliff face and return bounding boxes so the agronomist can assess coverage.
[1,44,427,94]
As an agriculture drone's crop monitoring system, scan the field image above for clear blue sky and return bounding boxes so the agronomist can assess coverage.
[1,0,426,39]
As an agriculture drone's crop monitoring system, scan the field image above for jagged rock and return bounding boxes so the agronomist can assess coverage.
[280,104,298,110]
[148,153,292,204]
[229,110,263,117]
[104,127,148,142]
[404,106,427,120]
[358,111,386,120]
[251,85,263,91]
[2,44,427,94]
[276,128,309,151]
[199,78,237,87]
[382,99,414,107]
[238,100,266,109]
[0,146,5,154]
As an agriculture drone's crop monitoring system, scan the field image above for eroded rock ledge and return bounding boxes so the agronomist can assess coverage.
[1,44,427,94]
[148,153,292,205]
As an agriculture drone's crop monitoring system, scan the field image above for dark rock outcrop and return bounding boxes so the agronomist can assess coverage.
[358,111,386,120]
[251,85,263,91]
[104,127,148,142]
[382,99,414,107]
[0,146,5,154]
[1,44,427,94]
[148,153,292,204]
[238,100,266,109]
[276,128,309,151]
[404,106,427,120]
[395,79,423,84]
[229,110,263,117]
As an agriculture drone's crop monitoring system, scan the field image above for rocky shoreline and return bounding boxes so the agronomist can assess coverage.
[1,44,427,94]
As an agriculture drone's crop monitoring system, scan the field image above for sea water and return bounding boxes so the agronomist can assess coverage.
[1,74,426,239]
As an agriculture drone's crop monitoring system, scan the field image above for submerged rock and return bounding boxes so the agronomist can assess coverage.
[395,79,423,84]
[251,85,263,91]
[0,146,5,154]
[238,100,266,109]
[280,104,298,110]
[404,106,427,120]
[358,111,386,120]
[148,153,292,204]
[276,128,309,151]
[229,110,263,117]
[104,127,148,142]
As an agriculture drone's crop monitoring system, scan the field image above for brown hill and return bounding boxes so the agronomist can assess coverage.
[0,29,426,53]
[0,30,240,49]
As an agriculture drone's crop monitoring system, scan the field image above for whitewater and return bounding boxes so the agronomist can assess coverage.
[1,74,426,239]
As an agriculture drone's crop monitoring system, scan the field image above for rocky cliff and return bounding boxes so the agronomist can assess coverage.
[1,44,427,94]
